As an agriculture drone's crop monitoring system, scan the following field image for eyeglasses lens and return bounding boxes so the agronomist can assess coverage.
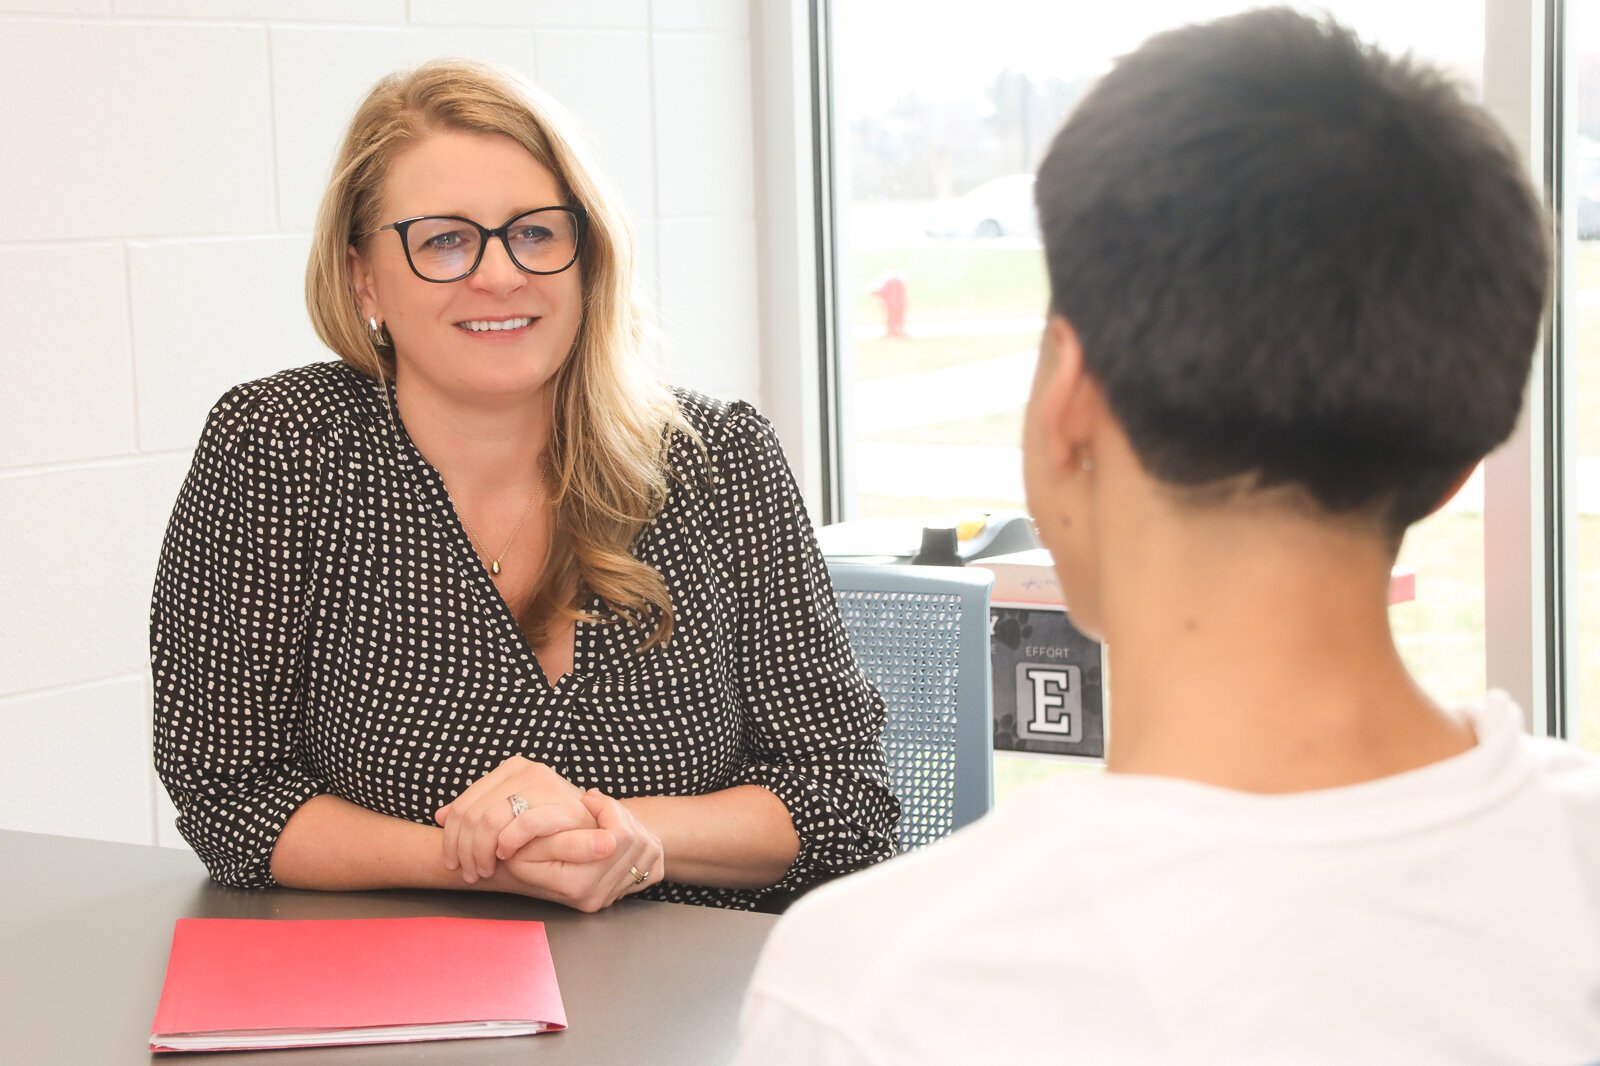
[504,209,579,273]
[405,219,480,280]
[405,209,578,281]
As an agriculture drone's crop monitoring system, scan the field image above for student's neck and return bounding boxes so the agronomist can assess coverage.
[1098,509,1475,793]
[394,373,550,499]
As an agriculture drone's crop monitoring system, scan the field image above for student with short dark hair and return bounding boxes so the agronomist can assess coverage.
[736,9,1600,1062]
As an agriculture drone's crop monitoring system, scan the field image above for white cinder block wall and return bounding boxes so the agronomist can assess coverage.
[0,0,763,848]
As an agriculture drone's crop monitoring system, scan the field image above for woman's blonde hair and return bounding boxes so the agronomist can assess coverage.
[306,58,686,648]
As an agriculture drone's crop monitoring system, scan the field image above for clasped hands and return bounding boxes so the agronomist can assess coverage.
[434,756,662,913]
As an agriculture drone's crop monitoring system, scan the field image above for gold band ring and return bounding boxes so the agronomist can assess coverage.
[629,865,649,886]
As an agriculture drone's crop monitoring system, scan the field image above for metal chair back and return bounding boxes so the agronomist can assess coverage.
[829,563,994,851]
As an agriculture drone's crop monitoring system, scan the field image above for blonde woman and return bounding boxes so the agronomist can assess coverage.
[151,60,897,913]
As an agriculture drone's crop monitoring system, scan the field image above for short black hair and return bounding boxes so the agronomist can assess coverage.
[1035,8,1549,531]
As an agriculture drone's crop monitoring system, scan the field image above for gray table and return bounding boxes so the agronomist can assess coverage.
[0,829,777,1064]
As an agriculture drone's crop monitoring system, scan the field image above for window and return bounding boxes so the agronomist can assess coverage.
[815,1,1587,790]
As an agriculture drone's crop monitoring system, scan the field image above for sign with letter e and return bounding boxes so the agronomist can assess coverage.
[990,605,1105,759]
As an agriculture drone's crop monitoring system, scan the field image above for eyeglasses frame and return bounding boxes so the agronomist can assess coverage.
[371,205,588,284]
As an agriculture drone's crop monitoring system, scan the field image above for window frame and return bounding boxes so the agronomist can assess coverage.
[1483,0,1564,736]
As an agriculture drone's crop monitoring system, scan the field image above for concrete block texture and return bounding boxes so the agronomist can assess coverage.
[129,235,325,454]
[657,214,759,401]
[653,0,750,34]
[0,677,155,843]
[270,26,540,229]
[409,0,647,30]
[0,456,192,695]
[0,22,274,241]
[532,30,656,223]
[0,245,137,467]
[115,0,402,19]
[652,34,755,218]
[0,0,106,13]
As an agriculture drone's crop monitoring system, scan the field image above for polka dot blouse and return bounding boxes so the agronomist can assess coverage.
[151,361,900,911]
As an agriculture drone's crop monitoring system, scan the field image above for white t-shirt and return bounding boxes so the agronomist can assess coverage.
[737,695,1600,1066]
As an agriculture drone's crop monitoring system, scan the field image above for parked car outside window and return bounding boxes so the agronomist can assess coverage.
[924,174,1039,239]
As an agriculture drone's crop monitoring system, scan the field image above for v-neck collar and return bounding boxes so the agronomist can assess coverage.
[368,375,594,694]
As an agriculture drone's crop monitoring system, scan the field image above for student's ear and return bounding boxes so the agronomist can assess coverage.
[1033,312,1101,475]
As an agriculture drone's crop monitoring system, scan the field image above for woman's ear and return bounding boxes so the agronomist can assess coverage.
[347,244,379,323]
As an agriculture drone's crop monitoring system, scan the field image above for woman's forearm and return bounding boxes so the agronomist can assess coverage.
[621,786,799,890]
[270,793,521,894]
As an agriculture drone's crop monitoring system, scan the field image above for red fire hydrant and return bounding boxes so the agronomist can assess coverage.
[870,272,908,338]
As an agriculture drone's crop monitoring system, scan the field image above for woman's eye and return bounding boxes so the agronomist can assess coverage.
[513,226,554,242]
[422,231,465,250]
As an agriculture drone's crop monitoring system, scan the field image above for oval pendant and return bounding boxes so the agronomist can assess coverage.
[491,560,502,575]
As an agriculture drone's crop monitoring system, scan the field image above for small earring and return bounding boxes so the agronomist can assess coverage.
[1080,455,1094,473]
[366,316,392,348]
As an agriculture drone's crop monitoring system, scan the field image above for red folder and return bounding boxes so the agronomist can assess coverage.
[150,916,567,1052]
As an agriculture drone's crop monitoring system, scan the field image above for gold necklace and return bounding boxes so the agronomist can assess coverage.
[451,473,544,577]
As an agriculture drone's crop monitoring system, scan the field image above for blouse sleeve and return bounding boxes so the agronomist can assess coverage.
[150,386,326,888]
[713,403,900,901]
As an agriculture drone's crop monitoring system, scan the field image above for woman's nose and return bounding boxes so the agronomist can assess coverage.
[468,236,527,294]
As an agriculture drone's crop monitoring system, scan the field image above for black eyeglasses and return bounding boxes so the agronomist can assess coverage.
[372,205,587,283]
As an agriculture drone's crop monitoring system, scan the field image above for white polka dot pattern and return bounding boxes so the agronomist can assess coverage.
[150,361,900,911]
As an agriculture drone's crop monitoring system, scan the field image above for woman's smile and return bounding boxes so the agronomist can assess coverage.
[456,315,538,335]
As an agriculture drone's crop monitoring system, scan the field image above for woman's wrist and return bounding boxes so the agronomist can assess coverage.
[619,788,796,891]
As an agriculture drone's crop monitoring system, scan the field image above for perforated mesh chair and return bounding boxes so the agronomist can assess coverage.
[829,563,994,851]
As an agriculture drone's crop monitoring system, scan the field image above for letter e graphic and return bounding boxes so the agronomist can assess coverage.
[1016,663,1083,740]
